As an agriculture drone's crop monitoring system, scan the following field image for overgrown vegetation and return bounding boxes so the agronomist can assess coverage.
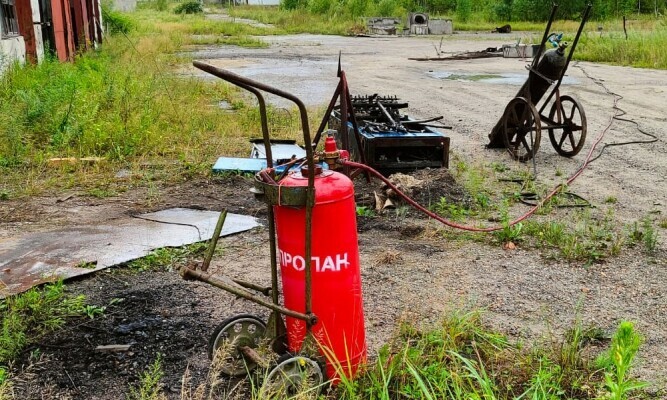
[333,310,621,399]
[0,7,310,197]
[229,2,667,69]
[275,0,666,22]
[174,1,203,14]
[0,281,86,364]
[123,310,648,399]
[0,367,12,400]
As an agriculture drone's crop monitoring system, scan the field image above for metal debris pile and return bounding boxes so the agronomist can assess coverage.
[328,94,451,172]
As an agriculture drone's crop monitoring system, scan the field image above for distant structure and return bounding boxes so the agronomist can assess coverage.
[246,0,279,5]
[407,12,453,35]
[112,0,137,12]
[1,0,103,75]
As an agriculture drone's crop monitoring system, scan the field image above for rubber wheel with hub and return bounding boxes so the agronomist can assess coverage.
[207,314,266,377]
[259,354,326,399]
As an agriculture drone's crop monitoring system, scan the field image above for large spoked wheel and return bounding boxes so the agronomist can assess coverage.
[259,354,325,399]
[208,314,266,377]
[502,97,542,162]
[548,95,587,157]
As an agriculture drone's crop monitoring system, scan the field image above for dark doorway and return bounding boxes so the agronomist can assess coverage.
[37,0,56,56]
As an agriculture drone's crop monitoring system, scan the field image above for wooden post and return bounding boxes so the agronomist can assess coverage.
[15,0,38,62]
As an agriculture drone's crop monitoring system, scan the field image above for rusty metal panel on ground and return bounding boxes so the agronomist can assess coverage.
[0,208,259,298]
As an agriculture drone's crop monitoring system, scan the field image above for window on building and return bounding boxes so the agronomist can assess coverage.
[1,0,20,37]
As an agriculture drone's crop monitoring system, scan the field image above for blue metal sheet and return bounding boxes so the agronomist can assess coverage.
[213,157,267,173]
[213,157,328,174]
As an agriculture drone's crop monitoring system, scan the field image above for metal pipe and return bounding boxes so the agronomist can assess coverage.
[342,74,371,182]
[402,116,445,125]
[340,72,351,176]
[194,65,274,170]
[312,80,342,147]
[375,98,397,128]
[192,61,317,330]
[232,278,272,296]
[181,266,316,324]
[201,209,227,272]
[267,207,279,305]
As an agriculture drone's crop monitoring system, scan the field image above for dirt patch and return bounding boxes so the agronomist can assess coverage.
[354,167,471,217]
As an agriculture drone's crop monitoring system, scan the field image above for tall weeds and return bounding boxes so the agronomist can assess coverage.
[333,311,644,399]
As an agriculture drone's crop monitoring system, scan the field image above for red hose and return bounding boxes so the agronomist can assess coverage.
[340,92,621,233]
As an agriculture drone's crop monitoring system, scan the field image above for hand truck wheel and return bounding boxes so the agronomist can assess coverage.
[207,313,266,377]
[502,96,542,162]
[548,95,587,157]
[259,353,325,399]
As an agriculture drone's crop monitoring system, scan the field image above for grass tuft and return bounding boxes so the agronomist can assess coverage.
[128,354,168,400]
[0,281,86,364]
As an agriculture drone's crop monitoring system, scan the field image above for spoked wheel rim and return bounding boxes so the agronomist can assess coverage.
[259,355,325,399]
[548,95,587,157]
[207,314,267,377]
[502,97,542,162]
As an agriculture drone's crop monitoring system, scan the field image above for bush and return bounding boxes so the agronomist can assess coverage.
[281,0,306,10]
[174,1,203,14]
[456,0,473,22]
[101,4,134,34]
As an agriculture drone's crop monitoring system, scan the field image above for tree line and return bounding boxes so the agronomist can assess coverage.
[282,0,667,21]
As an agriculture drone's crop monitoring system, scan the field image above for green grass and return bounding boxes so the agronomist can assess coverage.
[127,242,209,272]
[128,354,167,400]
[118,310,645,399]
[0,12,311,197]
[0,281,86,364]
[229,6,365,35]
[0,367,11,400]
[522,209,624,263]
[577,26,667,69]
[627,216,660,254]
[596,321,647,400]
[332,310,633,399]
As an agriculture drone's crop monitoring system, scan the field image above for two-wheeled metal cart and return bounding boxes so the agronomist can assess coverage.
[488,4,592,162]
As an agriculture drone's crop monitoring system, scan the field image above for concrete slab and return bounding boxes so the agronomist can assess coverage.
[0,208,259,297]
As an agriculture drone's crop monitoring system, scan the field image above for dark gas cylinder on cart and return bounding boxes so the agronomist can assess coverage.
[488,43,568,148]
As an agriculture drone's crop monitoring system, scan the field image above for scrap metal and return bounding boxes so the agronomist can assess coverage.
[329,94,451,172]
[0,208,259,298]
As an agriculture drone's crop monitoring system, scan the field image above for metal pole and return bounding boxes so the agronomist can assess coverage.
[312,80,342,147]
[201,209,227,272]
[192,62,317,329]
[181,266,316,324]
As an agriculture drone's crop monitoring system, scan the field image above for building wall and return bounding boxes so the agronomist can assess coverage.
[112,0,136,12]
[0,36,27,74]
[247,0,280,5]
[30,0,45,62]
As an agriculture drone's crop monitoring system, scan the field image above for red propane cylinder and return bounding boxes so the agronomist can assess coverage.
[274,166,366,381]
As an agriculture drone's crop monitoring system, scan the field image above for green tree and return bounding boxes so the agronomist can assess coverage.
[494,0,513,20]
[456,0,473,21]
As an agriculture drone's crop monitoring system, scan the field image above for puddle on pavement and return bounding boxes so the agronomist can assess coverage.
[428,70,579,85]
[186,52,339,106]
